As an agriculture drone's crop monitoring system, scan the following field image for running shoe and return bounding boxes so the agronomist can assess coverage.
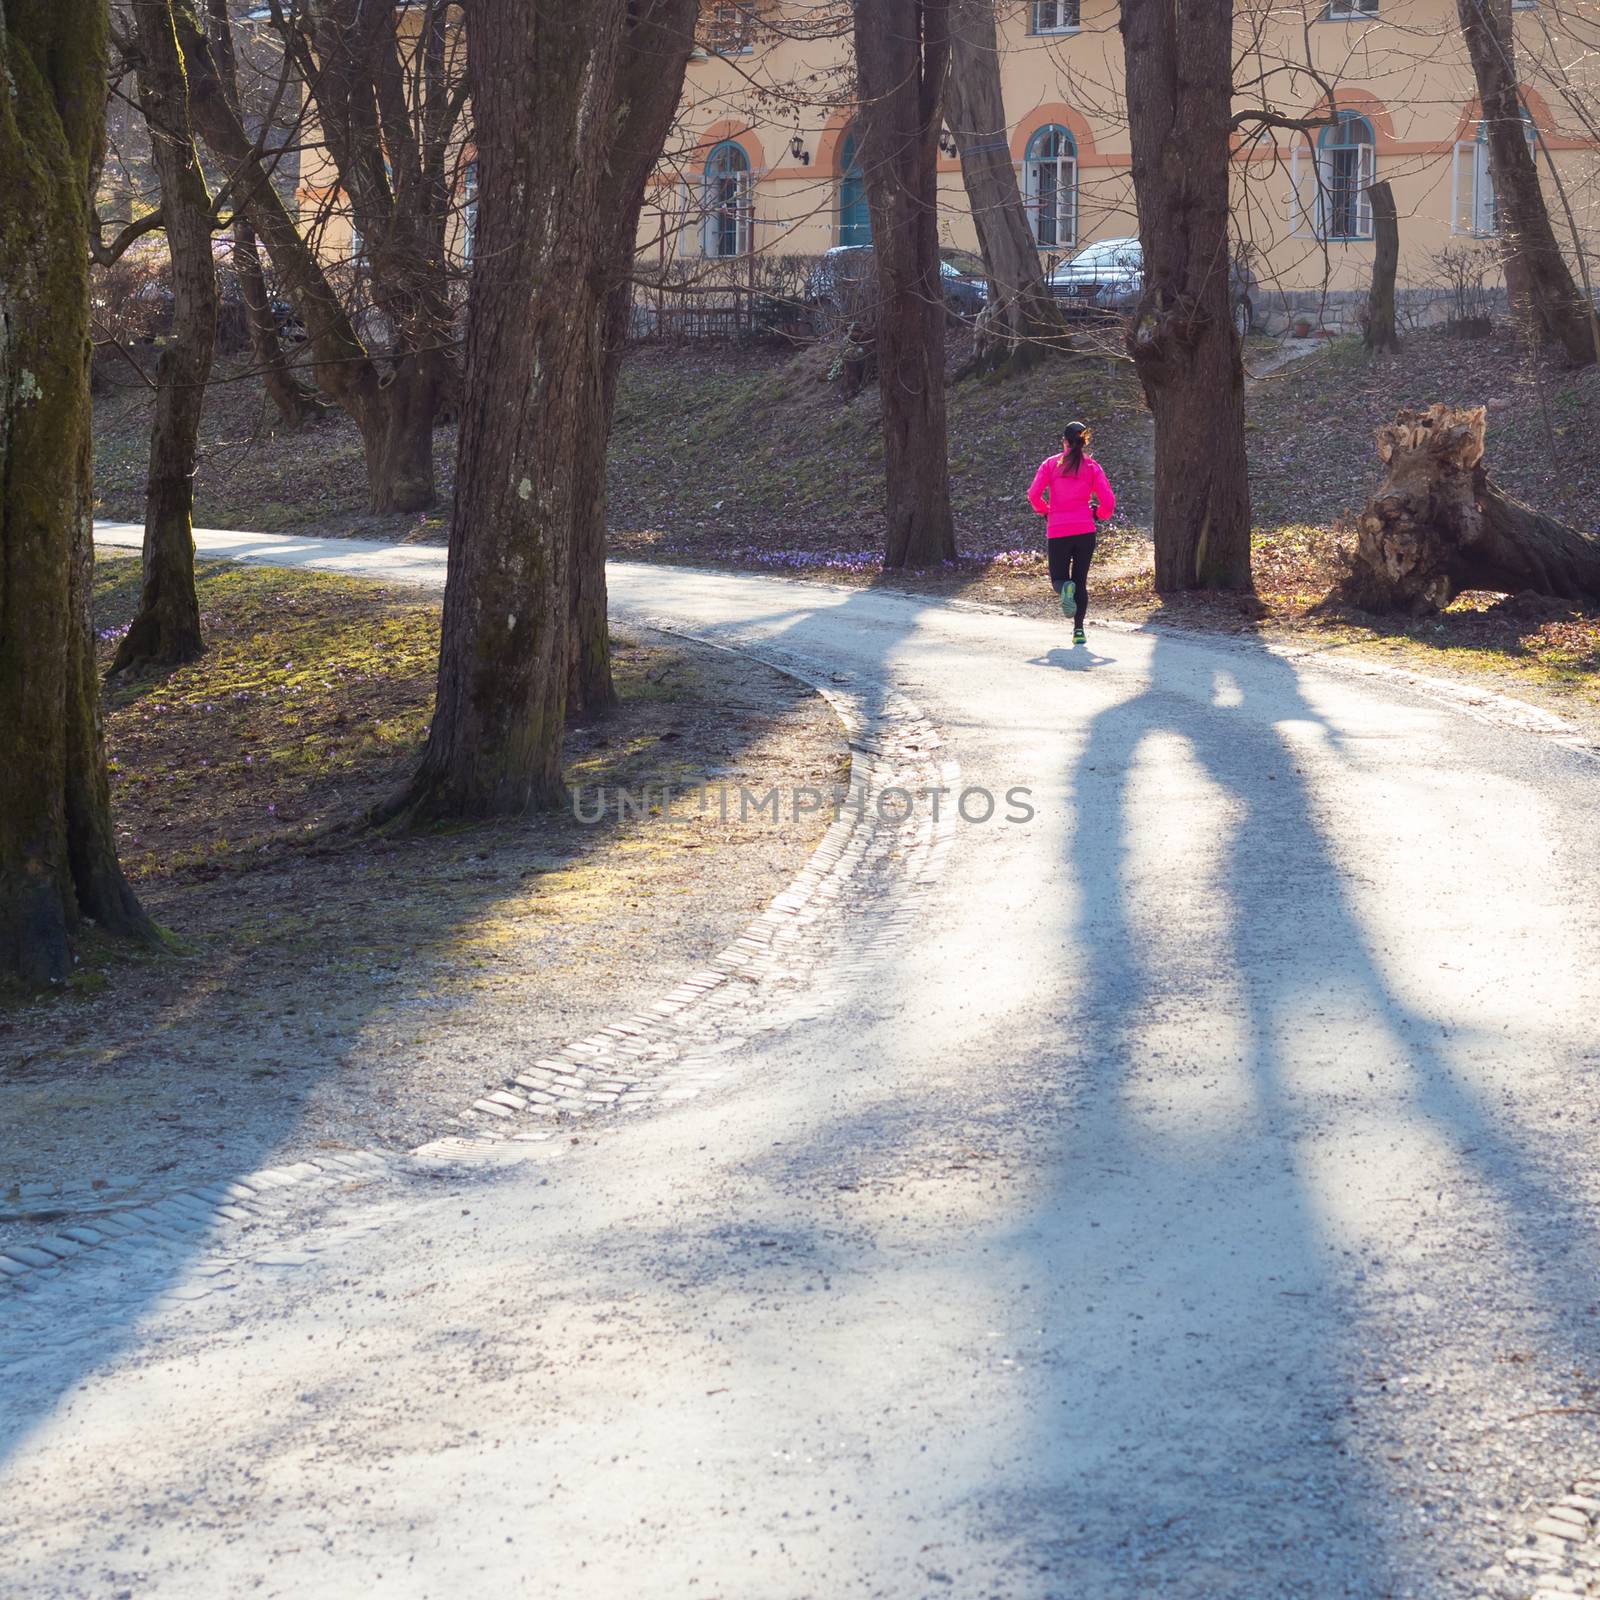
[1073,626,1087,644]
[1060,580,1075,618]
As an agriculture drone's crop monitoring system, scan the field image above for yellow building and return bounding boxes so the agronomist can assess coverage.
[298,0,1599,330]
[651,0,1598,327]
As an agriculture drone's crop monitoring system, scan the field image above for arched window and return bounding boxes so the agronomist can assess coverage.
[838,129,870,245]
[1453,113,1537,236]
[1317,113,1376,240]
[1024,124,1077,249]
[702,140,752,258]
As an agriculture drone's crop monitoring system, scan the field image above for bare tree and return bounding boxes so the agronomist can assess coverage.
[380,0,698,823]
[265,0,469,503]
[205,0,323,429]
[231,211,325,428]
[1458,0,1595,363]
[174,0,466,512]
[853,0,958,568]
[567,9,706,716]
[1,0,155,984]
[1120,0,1253,592]
[104,0,220,673]
[946,0,1072,375]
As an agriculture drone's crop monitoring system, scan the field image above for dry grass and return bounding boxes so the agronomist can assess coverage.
[91,324,1598,731]
[0,556,841,1197]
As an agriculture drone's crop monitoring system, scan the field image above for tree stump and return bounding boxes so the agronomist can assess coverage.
[1340,404,1600,614]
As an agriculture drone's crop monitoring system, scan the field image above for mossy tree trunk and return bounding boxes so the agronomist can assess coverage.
[946,0,1073,378]
[853,0,960,569]
[567,280,631,720]
[111,0,219,675]
[1120,0,1254,593]
[1,0,156,984]
[382,0,696,823]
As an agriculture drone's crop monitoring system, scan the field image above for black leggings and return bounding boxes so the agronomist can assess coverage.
[1047,534,1096,625]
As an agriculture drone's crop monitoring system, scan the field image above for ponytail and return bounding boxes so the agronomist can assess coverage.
[1060,420,1090,476]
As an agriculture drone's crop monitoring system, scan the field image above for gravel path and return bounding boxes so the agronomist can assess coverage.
[3,525,1599,1599]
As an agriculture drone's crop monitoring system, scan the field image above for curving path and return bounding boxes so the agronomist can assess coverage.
[3,524,1600,1598]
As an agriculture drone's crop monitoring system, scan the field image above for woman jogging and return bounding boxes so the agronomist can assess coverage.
[1027,420,1115,643]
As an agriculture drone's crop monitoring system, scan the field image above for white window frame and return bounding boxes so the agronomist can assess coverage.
[1324,0,1378,18]
[1318,115,1376,239]
[1030,0,1081,33]
[462,159,478,263]
[1452,116,1537,236]
[1023,125,1078,250]
[701,141,753,259]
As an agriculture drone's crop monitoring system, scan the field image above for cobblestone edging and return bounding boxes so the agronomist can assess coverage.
[1,649,957,1278]
[411,650,958,1165]
[0,1152,394,1296]
[1489,1472,1600,1598]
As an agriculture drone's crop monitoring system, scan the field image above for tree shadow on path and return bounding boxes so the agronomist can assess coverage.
[1003,629,1600,1595]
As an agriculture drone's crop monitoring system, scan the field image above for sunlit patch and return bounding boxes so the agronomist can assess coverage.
[1118,731,1258,1138]
[1212,672,1244,708]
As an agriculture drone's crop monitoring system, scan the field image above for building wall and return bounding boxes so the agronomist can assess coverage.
[656,0,1599,315]
[292,0,1599,318]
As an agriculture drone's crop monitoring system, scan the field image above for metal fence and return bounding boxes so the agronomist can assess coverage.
[627,253,824,344]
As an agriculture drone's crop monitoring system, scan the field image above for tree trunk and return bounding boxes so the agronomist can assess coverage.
[853,0,959,568]
[234,214,323,429]
[1120,0,1253,593]
[567,280,630,719]
[359,361,441,516]
[382,0,696,823]
[201,0,324,430]
[1342,404,1600,613]
[1,3,155,985]
[1457,0,1594,365]
[112,0,219,675]
[1363,180,1402,355]
[946,0,1072,378]
[563,3,698,718]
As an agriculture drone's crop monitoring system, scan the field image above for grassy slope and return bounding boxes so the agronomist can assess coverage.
[92,326,1599,726]
[93,359,454,544]
[1247,327,1600,532]
[607,340,1152,565]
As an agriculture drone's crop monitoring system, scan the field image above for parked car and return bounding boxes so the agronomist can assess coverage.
[1048,236,1256,338]
[805,244,991,324]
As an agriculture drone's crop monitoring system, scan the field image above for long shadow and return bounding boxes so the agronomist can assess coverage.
[0,577,862,1479]
[1002,629,1600,1591]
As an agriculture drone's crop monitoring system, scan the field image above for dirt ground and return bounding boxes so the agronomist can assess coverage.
[0,558,842,1228]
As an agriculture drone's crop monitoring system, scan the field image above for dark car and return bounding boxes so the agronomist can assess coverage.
[805,244,991,324]
[1048,236,1256,337]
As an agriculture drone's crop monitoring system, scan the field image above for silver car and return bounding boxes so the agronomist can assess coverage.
[1048,236,1255,337]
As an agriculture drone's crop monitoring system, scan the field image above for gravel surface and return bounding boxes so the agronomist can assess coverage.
[0,549,839,1240]
[4,533,1599,1599]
